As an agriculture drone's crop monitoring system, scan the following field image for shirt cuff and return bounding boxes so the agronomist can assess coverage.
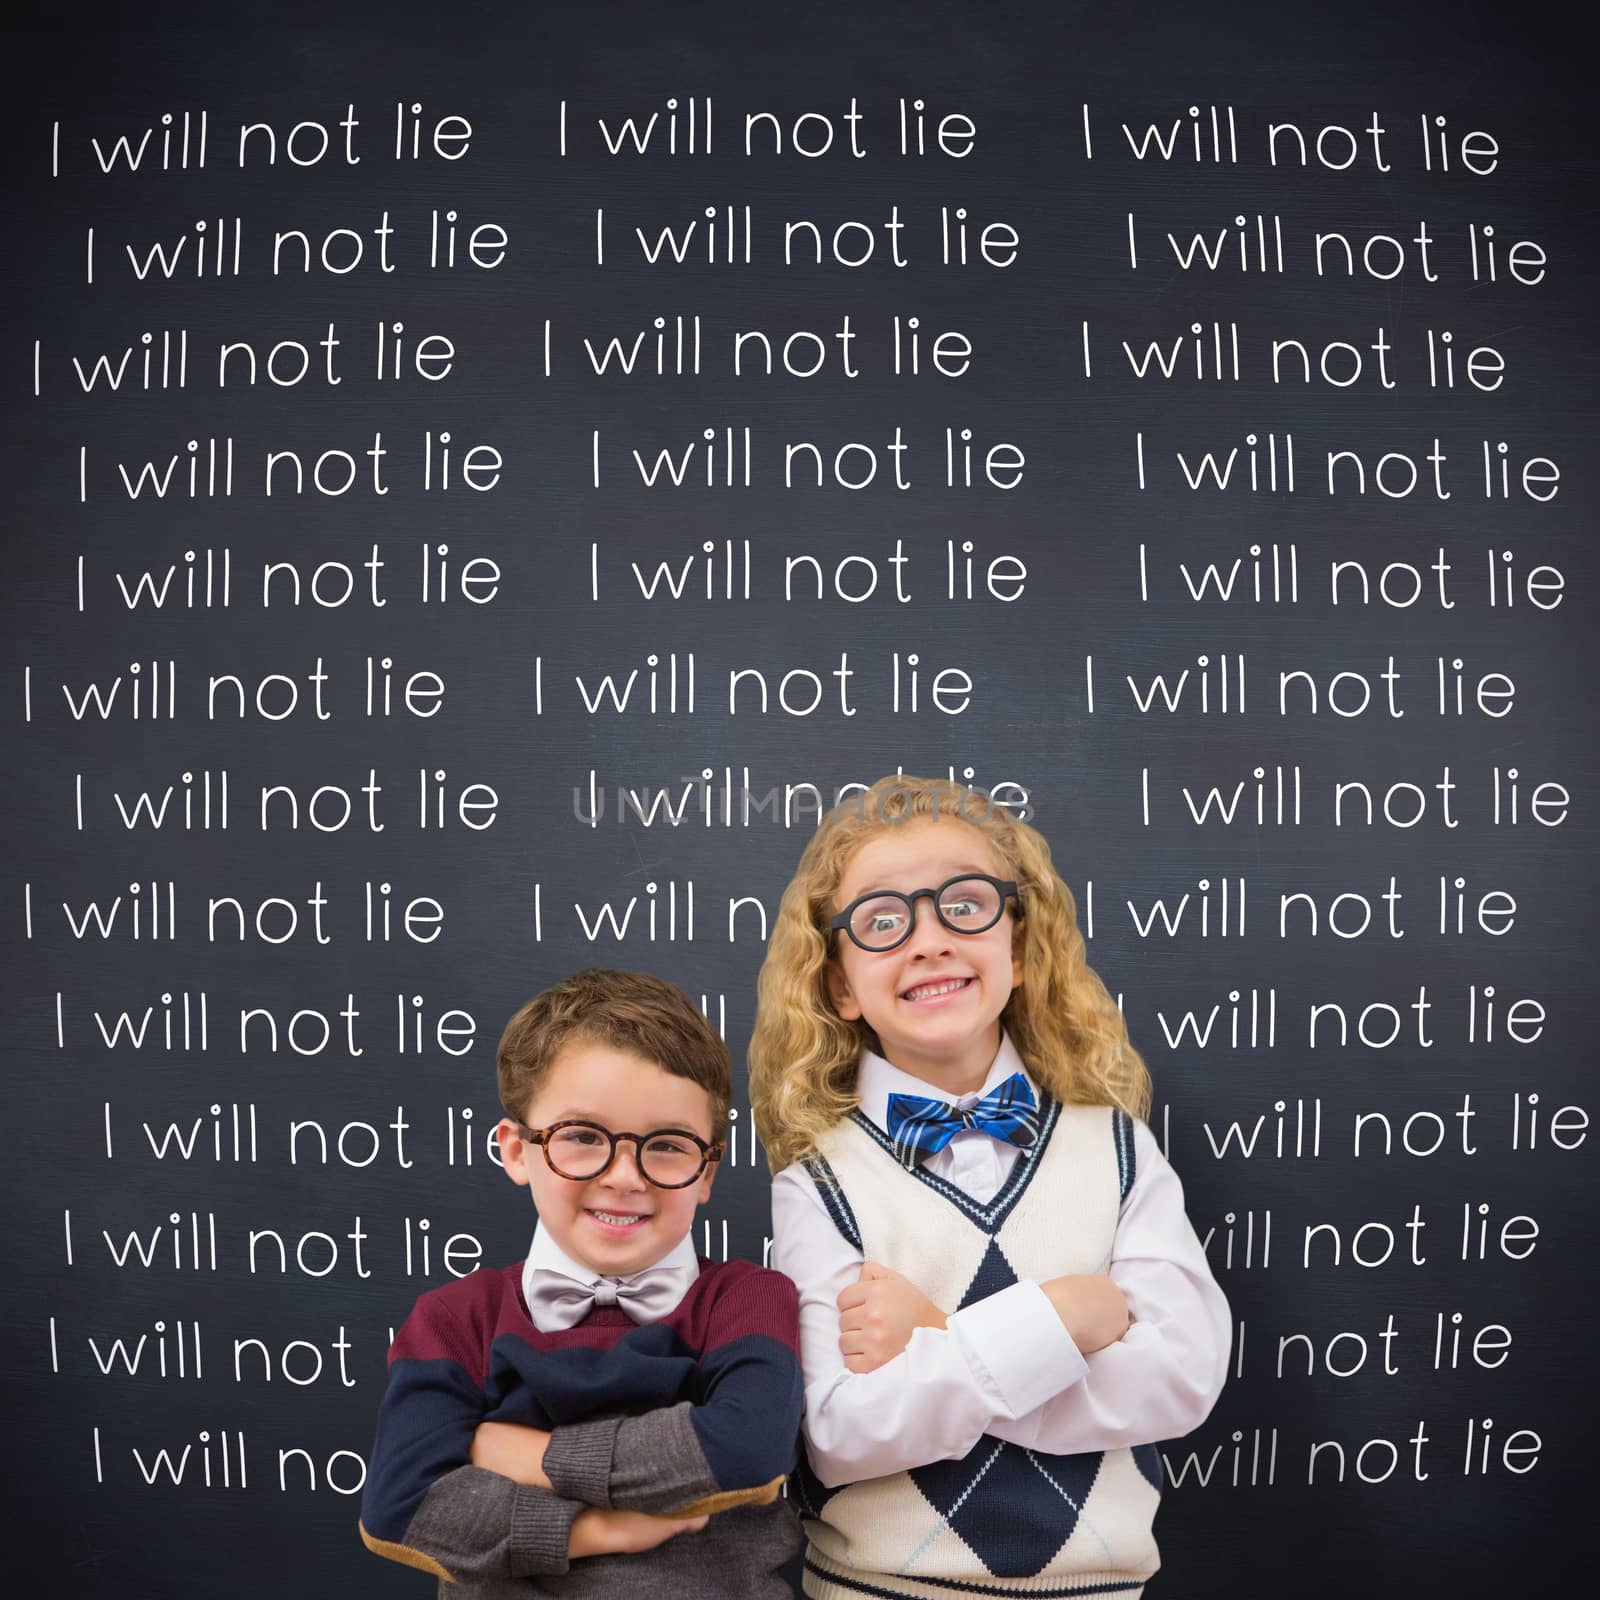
[946,1279,1088,1417]
[543,1417,621,1507]
[509,1484,582,1576]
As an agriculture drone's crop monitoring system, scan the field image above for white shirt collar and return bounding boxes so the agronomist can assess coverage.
[855,1028,1036,1130]
[520,1221,700,1314]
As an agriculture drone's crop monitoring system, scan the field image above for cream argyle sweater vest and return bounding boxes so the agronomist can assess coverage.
[794,1099,1162,1599]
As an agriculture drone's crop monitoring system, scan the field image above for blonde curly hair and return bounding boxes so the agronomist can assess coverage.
[749,775,1152,1174]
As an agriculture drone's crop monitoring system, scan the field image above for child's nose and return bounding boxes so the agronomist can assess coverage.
[905,899,955,953]
[600,1141,650,1189]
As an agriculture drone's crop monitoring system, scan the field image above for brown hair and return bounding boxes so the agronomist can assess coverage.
[749,775,1152,1173]
[498,968,731,1131]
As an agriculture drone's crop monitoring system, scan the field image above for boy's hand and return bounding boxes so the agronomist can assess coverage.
[837,1261,947,1374]
[1040,1274,1132,1354]
[470,1420,553,1487]
[569,1508,709,1559]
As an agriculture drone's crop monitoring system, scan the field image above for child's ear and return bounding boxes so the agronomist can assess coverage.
[495,1118,532,1186]
[826,961,863,1021]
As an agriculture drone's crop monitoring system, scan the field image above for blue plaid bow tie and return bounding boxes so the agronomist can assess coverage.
[885,1072,1040,1166]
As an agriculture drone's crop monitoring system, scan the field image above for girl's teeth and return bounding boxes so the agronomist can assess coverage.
[907,977,969,1000]
[591,1211,644,1224]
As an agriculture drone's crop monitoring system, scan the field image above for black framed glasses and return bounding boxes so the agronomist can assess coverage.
[830,873,1020,953]
[516,1119,723,1189]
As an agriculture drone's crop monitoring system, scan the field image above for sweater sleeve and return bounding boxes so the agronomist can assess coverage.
[542,1266,804,1518]
[358,1289,585,1581]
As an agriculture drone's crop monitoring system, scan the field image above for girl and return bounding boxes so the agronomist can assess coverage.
[751,775,1230,1600]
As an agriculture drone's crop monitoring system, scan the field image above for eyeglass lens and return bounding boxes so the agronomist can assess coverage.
[847,876,1004,951]
[543,1123,706,1186]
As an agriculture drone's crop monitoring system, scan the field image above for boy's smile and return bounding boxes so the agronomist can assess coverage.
[496,1043,718,1279]
[827,819,1022,1095]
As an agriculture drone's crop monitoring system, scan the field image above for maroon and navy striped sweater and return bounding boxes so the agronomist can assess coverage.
[360,1257,803,1597]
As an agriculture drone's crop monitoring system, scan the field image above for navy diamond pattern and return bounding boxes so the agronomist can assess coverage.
[908,1437,1103,1576]
[960,1237,1020,1307]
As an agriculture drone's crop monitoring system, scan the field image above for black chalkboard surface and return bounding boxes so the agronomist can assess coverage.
[4,1,1593,1594]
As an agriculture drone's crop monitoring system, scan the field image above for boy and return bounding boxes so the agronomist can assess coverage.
[359,968,803,1596]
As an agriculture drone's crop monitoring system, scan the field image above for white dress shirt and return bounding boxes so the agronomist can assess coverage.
[521,1222,700,1331]
[770,1031,1232,1488]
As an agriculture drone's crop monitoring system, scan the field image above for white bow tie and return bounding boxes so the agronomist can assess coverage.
[524,1262,693,1332]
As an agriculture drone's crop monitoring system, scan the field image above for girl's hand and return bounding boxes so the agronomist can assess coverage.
[1040,1274,1131,1354]
[837,1260,948,1373]
[569,1508,709,1559]
[470,1420,553,1487]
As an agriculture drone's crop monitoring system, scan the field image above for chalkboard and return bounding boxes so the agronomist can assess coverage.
[4,1,1593,1594]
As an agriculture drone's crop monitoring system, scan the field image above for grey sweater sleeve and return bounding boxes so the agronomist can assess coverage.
[363,1463,584,1581]
[543,1404,784,1518]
